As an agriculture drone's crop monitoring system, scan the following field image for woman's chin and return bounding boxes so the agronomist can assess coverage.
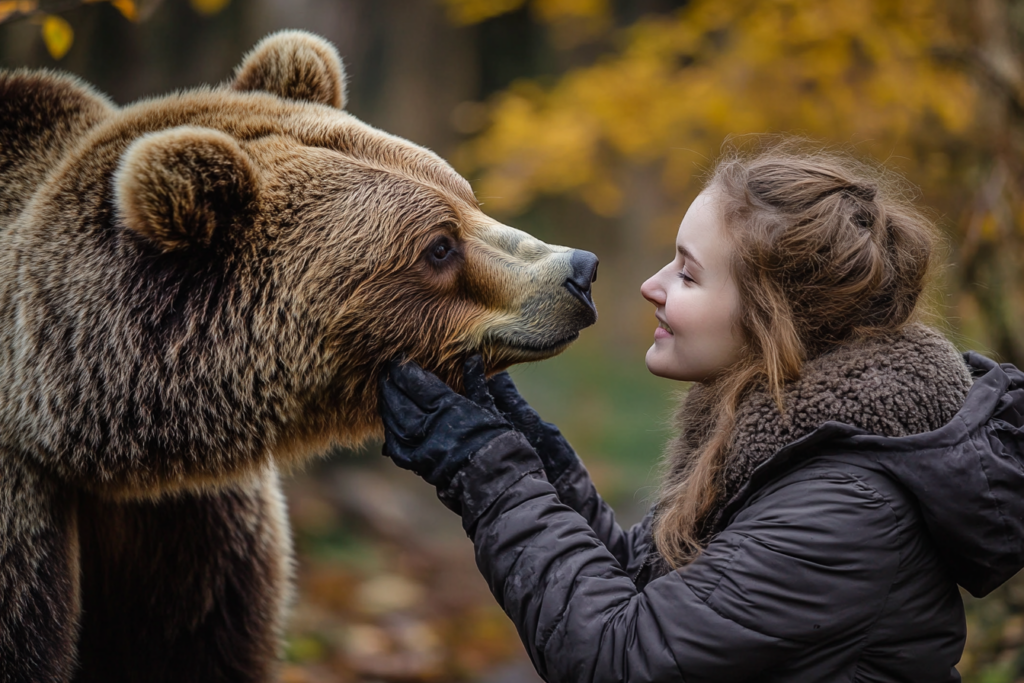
[646,348,704,383]
[645,347,677,380]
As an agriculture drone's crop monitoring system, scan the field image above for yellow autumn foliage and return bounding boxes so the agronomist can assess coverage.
[463,0,977,217]
[532,0,608,21]
[110,0,137,21]
[0,0,36,24]
[442,0,526,25]
[441,0,609,26]
[190,0,230,17]
[41,14,73,59]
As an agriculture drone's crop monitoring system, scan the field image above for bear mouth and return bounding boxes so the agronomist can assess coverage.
[490,331,581,359]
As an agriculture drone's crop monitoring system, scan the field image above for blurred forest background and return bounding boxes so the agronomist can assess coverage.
[3,0,1024,680]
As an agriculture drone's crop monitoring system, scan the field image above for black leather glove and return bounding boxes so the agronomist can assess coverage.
[378,355,513,511]
[487,371,580,483]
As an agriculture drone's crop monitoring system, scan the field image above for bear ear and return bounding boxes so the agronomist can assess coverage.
[231,30,347,109]
[114,127,258,252]
[0,69,113,152]
[1,71,113,216]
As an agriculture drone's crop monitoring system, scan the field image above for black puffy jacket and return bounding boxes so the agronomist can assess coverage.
[441,353,1024,682]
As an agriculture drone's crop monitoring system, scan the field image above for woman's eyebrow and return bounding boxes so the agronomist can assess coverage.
[677,245,704,270]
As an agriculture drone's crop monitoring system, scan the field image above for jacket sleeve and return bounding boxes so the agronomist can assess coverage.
[549,455,653,575]
[450,433,903,683]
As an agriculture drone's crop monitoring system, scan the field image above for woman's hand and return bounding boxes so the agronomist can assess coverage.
[377,355,513,512]
[487,372,580,483]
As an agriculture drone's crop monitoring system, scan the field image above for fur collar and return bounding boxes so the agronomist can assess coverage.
[665,323,973,541]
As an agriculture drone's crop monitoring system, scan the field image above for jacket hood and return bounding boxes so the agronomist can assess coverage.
[718,351,1024,598]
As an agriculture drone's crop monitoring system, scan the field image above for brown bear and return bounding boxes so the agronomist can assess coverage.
[0,30,598,683]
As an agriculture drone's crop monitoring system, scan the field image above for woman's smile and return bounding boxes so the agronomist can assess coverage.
[654,315,674,339]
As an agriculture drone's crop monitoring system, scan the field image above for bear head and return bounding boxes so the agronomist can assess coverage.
[0,31,598,495]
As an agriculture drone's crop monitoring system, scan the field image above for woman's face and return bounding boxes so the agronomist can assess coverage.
[640,189,744,382]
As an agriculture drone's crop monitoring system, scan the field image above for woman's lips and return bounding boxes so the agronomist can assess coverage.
[654,320,673,339]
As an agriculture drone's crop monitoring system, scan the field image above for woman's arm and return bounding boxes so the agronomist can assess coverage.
[379,360,907,682]
[487,371,652,572]
[547,457,655,578]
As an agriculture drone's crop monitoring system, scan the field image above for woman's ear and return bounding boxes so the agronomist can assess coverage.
[113,126,258,252]
[231,30,347,109]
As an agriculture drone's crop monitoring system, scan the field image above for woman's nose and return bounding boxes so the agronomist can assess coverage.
[640,272,664,306]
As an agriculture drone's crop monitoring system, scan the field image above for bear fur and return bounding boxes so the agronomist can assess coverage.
[0,30,597,682]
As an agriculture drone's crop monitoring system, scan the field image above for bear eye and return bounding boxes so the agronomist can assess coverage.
[427,236,456,264]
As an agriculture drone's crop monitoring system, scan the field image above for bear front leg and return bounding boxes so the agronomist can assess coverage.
[73,466,293,683]
[0,456,81,683]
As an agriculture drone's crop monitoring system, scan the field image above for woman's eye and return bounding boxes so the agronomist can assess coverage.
[678,269,694,284]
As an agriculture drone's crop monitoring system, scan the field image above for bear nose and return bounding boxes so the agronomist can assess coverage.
[564,250,599,311]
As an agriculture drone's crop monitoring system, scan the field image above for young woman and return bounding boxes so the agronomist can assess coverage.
[377,146,1024,682]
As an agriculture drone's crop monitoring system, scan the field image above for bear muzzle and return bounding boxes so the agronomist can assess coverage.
[472,243,600,365]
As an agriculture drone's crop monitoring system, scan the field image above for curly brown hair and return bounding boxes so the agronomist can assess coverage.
[652,142,941,568]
